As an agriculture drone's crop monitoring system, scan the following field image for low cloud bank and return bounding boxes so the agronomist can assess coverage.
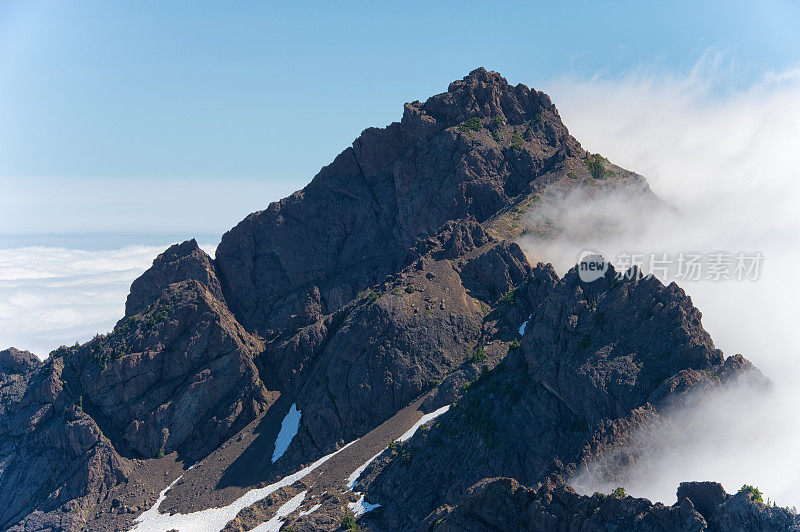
[0,242,215,357]
[519,56,800,506]
[570,372,800,510]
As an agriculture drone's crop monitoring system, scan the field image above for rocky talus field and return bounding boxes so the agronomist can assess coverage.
[1,68,795,531]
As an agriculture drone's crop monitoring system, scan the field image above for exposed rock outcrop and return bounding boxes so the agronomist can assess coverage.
[253,218,535,467]
[0,69,788,532]
[0,354,129,531]
[64,241,271,460]
[125,239,225,316]
[361,265,769,529]
[0,348,40,377]
[213,68,585,336]
[429,478,799,531]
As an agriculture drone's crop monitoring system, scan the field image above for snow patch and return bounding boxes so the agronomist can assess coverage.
[298,503,322,516]
[133,475,183,529]
[130,440,357,532]
[397,405,450,443]
[250,490,307,532]
[272,403,302,463]
[519,315,531,336]
[345,449,385,490]
[340,405,452,522]
[348,494,381,517]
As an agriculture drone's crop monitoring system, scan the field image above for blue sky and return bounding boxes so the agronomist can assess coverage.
[1,0,799,235]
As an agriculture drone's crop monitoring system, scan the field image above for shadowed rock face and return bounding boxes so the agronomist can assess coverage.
[261,219,532,455]
[213,67,582,336]
[65,240,271,460]
[0,348,40,377]
[0,354,129,531]
[0,242,274,530]
[125,239,225,316]
[428,478,798,532]
[361,265,771,530]
[522,265,725,425]
[0,69,792,531]
[430,477,706,532]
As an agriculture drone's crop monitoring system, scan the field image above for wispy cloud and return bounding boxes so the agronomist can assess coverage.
[520,56,800,506]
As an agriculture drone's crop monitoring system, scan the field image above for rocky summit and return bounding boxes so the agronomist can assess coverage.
[0,68,794,532]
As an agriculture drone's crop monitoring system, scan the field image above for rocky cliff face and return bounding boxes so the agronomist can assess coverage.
[428,478,798,531]
[63,239,271,460]
[358,264,772,530]
[255,218,534,458]
[0,350,129,531]
[213,68,582,336]
[0,69,793,531]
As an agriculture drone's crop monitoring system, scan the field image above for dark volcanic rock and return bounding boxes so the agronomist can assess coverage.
[0,348,41,404]
[0,347,41,377]
[460,240,531,301]
[363,265,767,529]
[429,477,707,532]
[257,219,533,456]
[65,242,272,459]
[677,482,799,531]
[214,68,582,336]
[522,264,725,425]
[0,69,785,532]
[428,477,800,532]
[0,355,129,531]
[125,238,224,316]
[0,243,275,528]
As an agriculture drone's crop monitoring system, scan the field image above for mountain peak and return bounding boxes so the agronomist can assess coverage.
[0,347,40,376]
[125,238,222,316]
[450,67,510,90]
[405,67,560,129]
[2,70,767,532]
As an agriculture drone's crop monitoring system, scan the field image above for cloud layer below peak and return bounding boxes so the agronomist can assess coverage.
[519,58,800,507]
[0,243,215,357]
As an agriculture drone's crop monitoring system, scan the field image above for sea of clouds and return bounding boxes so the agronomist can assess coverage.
[522,53,800,507]
[0,242,216,357]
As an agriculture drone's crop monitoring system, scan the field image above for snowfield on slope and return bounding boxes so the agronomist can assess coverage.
[397,405,450,442]
[342,404,452,518]
[519,315,531,336]
[130,440,356,532]
[250,490,307,532]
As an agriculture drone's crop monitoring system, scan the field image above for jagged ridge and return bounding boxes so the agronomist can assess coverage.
[0,68,788,532]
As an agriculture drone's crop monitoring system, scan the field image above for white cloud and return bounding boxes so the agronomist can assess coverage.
[0,242,216,357]
[519,57,800,507]
[570,373,800,509]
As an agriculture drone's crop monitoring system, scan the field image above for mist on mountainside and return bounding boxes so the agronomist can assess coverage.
[518,59,800,507]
